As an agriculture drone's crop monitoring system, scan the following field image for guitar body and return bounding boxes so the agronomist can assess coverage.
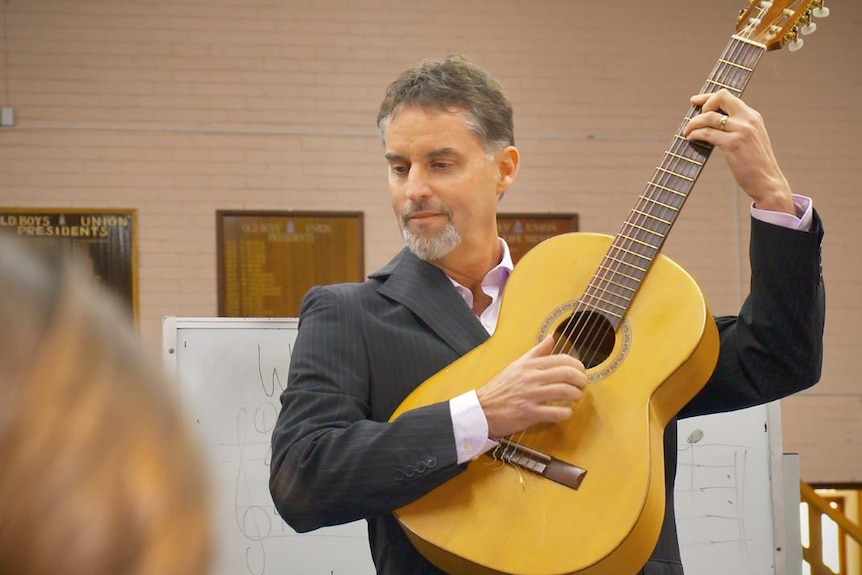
[390,232,720,575]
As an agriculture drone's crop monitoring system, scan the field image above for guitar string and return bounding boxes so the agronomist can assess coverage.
[494,45,737,463]
[493,7,773,471]
[495,16,768,463]
[550,39,743,366]
[547,4,795,365]
[567,35,760,365]
[551,11,767,367]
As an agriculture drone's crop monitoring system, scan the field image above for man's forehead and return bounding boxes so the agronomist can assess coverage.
[386,104,469,130]
[384,107,480,155]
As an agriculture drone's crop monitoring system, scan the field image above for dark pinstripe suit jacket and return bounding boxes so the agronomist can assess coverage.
[270,214,825,575]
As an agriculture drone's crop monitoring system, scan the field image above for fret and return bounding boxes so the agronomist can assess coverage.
[730,34,766,49]
[581,292,628,313]
[593,277,637,295]
[657,161,698,180]
[611,245,654,264]
[579,303,623,320]
[646,181,686,198]
[717,58,754,73]
[664,151,703,167]
[597,263,642,284]
[585,280,634,301]
[655,167,694,182]
[639,195,680,213]
[631,209,671,226]
[705,78,743,94]
[604,254,647,273]
[624,222,666,240]
[585,286,637,306]
[617,232,659,250]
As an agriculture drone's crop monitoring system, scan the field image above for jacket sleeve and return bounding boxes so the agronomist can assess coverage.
[680,212,826,418]
[269,284,463,533]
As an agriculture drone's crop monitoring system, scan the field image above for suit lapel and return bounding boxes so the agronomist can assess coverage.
[372,248,489,356]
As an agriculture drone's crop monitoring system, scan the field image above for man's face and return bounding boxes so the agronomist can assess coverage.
[383,106,511,262]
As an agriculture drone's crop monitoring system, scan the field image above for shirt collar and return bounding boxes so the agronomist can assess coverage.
[448,238,514,301]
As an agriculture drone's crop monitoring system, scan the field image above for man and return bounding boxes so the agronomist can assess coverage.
[270,55,825,575]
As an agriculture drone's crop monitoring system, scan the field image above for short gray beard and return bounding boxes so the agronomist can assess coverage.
[401,219,461,261]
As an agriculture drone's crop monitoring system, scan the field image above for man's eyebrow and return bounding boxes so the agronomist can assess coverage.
[384,148,460,163]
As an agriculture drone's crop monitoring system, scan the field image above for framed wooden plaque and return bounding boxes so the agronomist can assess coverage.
[497,213,579,264]
[0,208,138,319]
[217,211,364,318]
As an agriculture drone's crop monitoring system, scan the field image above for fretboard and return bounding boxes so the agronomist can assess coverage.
[580,34,767,329]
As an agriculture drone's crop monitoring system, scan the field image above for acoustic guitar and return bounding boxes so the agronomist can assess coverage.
[389,2,829,574]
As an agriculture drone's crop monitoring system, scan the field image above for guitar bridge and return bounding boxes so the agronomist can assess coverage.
[492,438,587,490]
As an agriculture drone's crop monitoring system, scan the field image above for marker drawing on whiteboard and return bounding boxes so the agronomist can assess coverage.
[677,428,752,560]
[258,343,291,398]
[234,406,269,575]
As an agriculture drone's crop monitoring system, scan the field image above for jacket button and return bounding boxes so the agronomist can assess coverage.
[416,461,428,473]
[425,456,438,469]
[393,469,404,481]
[404,464,416,478]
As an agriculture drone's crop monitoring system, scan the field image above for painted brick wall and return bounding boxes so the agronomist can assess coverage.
[0,0,858,482]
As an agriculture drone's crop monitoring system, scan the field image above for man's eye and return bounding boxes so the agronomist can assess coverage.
[431,161,451,169]
[390,165,408,175]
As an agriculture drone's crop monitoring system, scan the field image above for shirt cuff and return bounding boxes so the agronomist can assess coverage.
[450,390,499,465]
[751,194,813,231]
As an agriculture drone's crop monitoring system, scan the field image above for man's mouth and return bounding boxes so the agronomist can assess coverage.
[408,211,443,221]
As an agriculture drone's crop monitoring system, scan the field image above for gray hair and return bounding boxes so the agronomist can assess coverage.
[377,55,515,153]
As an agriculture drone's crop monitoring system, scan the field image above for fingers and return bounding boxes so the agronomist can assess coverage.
[532,380,586,405]
[689,88,746,115]
[524,334,556,359]
[682,90,793,209]
[684,89,739,140]
[522,362,588,393]
[478,337,590,438]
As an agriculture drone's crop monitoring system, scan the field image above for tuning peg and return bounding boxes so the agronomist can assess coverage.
[788,37,804,52]
[812,1,830,18]
[800,10,817,35]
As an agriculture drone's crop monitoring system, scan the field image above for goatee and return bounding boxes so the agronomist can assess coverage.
[400,201,461,261]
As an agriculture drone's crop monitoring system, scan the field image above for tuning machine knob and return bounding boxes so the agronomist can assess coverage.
[812,0,830,19]
[786,26,804,52]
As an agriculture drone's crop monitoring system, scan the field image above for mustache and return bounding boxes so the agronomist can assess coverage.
[400,200,452,225]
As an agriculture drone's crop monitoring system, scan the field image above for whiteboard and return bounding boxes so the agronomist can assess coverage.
[162,317,375,575]
[163,317,795,575]
[676,406,789,574]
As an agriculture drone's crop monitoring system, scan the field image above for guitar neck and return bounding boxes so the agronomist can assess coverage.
[581,34,767,329]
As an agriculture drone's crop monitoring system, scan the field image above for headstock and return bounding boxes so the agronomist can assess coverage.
[737,0,830,52]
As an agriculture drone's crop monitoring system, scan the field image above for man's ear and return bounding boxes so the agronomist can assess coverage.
[496,146,520,198]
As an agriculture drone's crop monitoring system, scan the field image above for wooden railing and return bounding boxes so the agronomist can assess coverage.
[799,481,862,575]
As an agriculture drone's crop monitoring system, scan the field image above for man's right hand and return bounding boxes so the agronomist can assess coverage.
[476,335,588,439]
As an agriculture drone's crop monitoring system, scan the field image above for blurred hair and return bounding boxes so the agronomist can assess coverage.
[0,232,211,575]
[377,55,515,153]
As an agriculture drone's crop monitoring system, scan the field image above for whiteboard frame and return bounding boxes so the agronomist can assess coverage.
[162,316,298,375]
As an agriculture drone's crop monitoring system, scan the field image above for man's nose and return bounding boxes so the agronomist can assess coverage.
[405,167,432,200]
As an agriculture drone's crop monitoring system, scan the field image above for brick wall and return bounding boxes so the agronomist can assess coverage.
[0,0,858,482]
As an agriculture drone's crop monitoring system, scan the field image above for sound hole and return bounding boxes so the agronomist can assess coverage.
[553,310,615,369]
